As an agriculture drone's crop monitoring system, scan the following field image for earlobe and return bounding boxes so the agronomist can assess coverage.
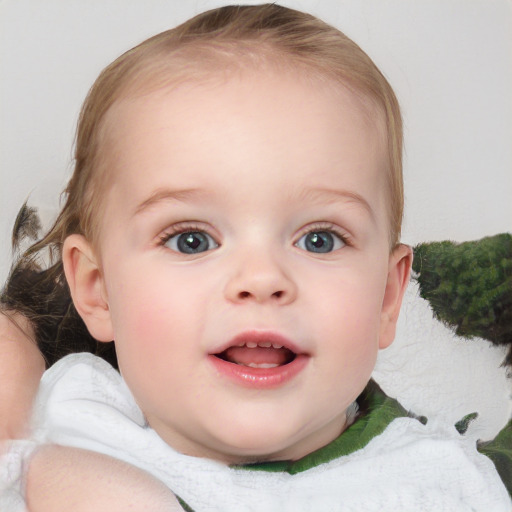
[62,234,114,342]
[379,244,413,349]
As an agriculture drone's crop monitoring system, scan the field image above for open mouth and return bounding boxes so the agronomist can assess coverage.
[209,331,308,388]
[214,341,297,369]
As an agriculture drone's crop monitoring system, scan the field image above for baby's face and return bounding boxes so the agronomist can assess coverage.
[93,69,408,463]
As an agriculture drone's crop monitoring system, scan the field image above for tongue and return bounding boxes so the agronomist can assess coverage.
[222,346,294,366]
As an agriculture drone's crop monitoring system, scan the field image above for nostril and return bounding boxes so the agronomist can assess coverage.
[237,290,284,300]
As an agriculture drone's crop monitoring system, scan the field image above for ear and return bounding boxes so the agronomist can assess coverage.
[62,234,114,342]
[379,244,413,349]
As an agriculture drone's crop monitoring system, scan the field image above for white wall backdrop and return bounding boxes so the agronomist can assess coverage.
[1,0,511,438]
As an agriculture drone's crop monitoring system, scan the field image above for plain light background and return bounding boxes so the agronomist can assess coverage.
[1,0,511,439]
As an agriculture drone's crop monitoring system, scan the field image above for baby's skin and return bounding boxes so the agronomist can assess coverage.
[27,446,182,512]
[0,314,44,442]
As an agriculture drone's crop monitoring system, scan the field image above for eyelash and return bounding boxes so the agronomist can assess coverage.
[157,222,218,247]
[156,222,352,251]
[295,222,352,247]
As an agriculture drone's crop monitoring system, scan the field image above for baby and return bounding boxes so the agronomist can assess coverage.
[0,4,510,511]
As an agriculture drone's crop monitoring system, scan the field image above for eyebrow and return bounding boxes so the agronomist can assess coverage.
[299,187,376,221]
[133,188,204,216]
[134,186,376,220]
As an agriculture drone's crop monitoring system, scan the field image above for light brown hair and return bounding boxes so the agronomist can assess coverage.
[44,3,404,253]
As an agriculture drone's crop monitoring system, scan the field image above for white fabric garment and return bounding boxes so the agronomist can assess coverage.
[1,353,510,511]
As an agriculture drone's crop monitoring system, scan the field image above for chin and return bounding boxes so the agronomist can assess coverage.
[210,425,309,464]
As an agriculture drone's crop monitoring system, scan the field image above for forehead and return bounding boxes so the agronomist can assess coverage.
[98,69,388,222]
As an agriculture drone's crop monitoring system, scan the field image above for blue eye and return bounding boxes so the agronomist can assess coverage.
[165,231,218,254]
[296,230,345,253]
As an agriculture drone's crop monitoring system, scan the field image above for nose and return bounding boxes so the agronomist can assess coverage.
[224,250,298,305]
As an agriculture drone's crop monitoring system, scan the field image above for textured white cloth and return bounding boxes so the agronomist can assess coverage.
[1,353,510,511]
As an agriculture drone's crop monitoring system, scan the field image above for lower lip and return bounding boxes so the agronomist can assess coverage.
[208,354,309,389]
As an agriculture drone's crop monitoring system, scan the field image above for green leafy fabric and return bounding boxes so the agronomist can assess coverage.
[413,233,512,365]
[455,412,479,435]
[478,419,512,497]
[176,496,195,512]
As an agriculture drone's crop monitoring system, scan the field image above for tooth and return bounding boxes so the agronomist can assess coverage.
[259,341,272,348]
[247,363,279,369]
[271,343,283,349]
[246,342,258,348]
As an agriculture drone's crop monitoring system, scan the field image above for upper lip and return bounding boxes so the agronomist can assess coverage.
[210,330,306,356]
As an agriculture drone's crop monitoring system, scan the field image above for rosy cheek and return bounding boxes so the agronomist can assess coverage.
[130,301,167,347]
[109,279,160,346]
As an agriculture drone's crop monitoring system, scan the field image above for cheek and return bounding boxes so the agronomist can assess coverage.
[309,263,387,326]
[106,272,197,403]
[104,260,213,360]
[103,263,175,356]
[306,263,388,364]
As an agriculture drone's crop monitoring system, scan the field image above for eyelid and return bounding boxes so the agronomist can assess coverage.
[293,222,352,247]
[157,221,220,247]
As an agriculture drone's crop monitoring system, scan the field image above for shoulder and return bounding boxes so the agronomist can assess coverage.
[26,445,182,512]
[0,312,44,440]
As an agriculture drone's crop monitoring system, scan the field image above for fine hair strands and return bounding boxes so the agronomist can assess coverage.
[1,4,404,368]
